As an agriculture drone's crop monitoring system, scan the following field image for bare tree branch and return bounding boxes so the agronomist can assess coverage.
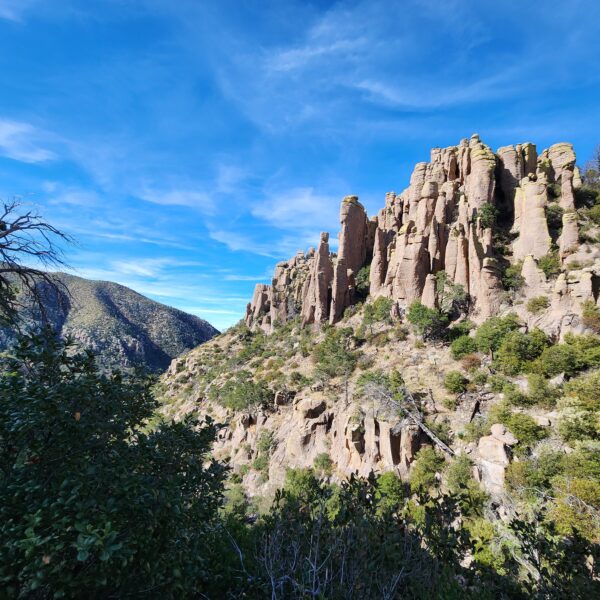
[0,199,74,326]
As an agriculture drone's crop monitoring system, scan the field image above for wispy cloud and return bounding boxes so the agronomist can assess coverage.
[138,186,215,212]
[251,186,340,231]
[0,0,37,21]
[0,119,56,163]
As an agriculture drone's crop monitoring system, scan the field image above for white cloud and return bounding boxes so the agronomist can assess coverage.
[138,187,215,212]
[0,119,56,163]
[251,186,340,231]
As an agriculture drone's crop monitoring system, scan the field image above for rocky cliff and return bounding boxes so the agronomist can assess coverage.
[245,135,598,339]
[160,135,599,519]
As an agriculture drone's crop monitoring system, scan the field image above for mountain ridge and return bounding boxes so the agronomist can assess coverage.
[1,272,219,372]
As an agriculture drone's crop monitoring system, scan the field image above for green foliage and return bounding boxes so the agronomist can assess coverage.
[450,334,477,360]
[406,301,448,340]
[313,452,334,477]
[375,471,404,513]
[0,330,227,598]
[478,202,498,229]
[435,271,468,315]
[356,368,404,398]
[505,413,548,455]
[493,328,549,375]
[363,296,394,327]
[444,371,469,394]
[257,430,275,454]
[526,295,549,314]
[501,261,525,291]
[446,456,487,516]
[526,373,560,408]
[312,326,357,379]
[213,371,272,410]
[537,252,561,278]
[533,343,584,377]
[558,371,600,442]
[474,313,521,356]
[410,447,446,494]
[355,265,371,298]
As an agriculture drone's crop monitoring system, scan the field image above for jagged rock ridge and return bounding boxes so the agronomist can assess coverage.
[246,135,599,338]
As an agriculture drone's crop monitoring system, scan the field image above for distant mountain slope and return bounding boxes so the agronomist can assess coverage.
[1,272,219,373]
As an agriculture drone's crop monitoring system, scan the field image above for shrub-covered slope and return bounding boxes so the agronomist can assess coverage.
[1,272,218,372]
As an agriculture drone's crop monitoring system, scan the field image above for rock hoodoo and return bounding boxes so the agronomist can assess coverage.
[245,136,598,337]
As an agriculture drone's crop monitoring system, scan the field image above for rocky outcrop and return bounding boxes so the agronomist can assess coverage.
[477,423,518,494]
[245,136,596,335]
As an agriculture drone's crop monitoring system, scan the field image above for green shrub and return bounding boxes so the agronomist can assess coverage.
[474,314,521,356]
[355,265,371,297]
[406,301,448,340]
[502,383,530,406]
[446,455,487,515]
[478,203,498,229]
[375,472,404,513]
[527,296,550,314]
[313,453,334,477]
[313,327,357,379]
[494,329,549,375]
[363,296,394,327]
[444,371,469,394]
[410,447,446,494]
[215,374,272,411]
[527,373,560,408]
[257,430,275,454]
[502,261,525,291]
[558,371,600,442]
[537,252,561,279]
[505,413,548,454]
[252,454,270,474]
[0,331,227,597]
[450,335,477,360]
[533,343,584,377]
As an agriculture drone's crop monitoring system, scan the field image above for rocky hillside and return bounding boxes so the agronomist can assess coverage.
[1,272,218,372]
[160,135,599,540]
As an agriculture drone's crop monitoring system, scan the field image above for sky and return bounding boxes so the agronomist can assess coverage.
[1,0,599,330]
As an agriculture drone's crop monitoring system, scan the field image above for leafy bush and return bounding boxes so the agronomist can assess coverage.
[363,296,394,327]
[474,313,521,356]
[445,455,487,515]
[558,371,600,442]
[355,265,371,298]
[450,335,477,359]
[533,343,584,377]
[444,371,469,394]
[478,202,498,229]
[410,447,446,494]
[526,373,560,408]
[257,430,275,454]
[214,373,272,410]
[537,252,561,279]
[313,453,334,477]
[505,413,548,454]
[375,472,404,513]
[406,301,448,340]
[502,261,525,291]
[545,204,564,237]
[0,331,227,598]
[493,328,549,375]
[313,327,357,379]
[526,296,549,314]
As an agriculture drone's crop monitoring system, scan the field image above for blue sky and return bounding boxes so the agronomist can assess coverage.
[1,0,599,330]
